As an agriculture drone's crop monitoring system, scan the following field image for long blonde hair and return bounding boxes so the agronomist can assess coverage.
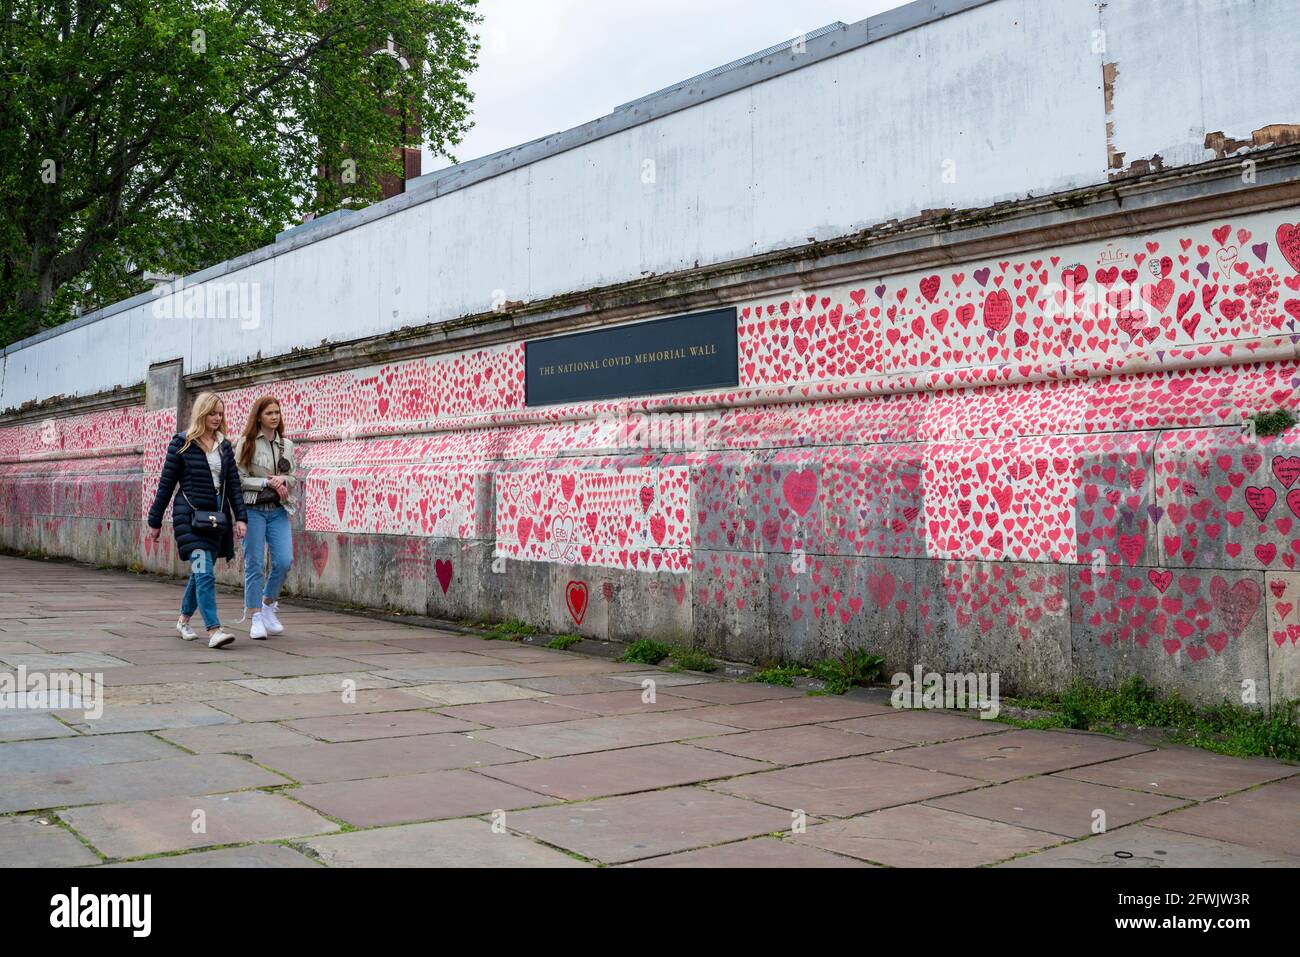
[180,392,226,453]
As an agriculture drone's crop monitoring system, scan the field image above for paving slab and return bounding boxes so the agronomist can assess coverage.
[627,838,873,868]
[1147,775,1300,857]
[101,844,322,868]
[99,663,250,686]
[367,635,492,653]
[338,651,503,669]
[229,656,375,678]
[0,711,79,742]
[59,791,339,858]
[0,815,101,867]
[822,710,1008,744]
[925,775,1190,838]
[470,713,742,758]
[0,732,181,773]
[662,682,806,704]
[794,804,1061,867]
[231,673,403,695]
[683,696,896,731]
[0,641,45,655]
[432,699,585,728]
[154,722,316,754]
[246,733,529,784]
[1056,747,1300,800]
[245,640,411,658]
[503,787,794,864]
[510,675,647,696]
[369,665,542,684]
[205,688,434,722]
[876,729,1151,783]
[283,710,482,742]
[404,681,552,705]
[542,690,708,717]
[1,652,130,670]
[999,824,1300,867]
[299,818,590,867]
[689,725,910,765]
[291,769,560,827]
[53,702,239,735]
[0,754,290,813]
[96,681,262,706]
[476,743,771,801]
[708,756,981,817]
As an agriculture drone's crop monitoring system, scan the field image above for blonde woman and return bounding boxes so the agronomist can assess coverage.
[234,396,296,639]
[146,393,248,648]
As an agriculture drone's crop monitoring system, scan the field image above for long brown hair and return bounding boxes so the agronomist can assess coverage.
[238,396,285,469]
[180,393,226,453]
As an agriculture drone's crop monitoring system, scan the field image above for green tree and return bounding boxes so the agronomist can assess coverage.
[0,0,481,347]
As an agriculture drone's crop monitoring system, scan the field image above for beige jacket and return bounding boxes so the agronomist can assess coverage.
[233,433,297,507]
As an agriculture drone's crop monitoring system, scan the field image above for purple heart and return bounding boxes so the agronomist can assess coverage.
[973,267,991,287]
[1252,242,1268,263]
[874,285,886,299]
[1147,505,1164,523]
[1197,262,1210,279]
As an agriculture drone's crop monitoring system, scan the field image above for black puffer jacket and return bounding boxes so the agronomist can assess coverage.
[148,434,248,561]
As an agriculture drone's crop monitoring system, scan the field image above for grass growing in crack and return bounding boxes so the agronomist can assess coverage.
[1004,677,1300,760]
[1252,408,1298,437]
[666,648,717,673]
[484,619,536,642]
[547,634,582,650]
[745,650,884,694]
[744,665,804,686]
[620,639,675,665]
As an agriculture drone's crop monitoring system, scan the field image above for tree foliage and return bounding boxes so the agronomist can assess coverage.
[0,0,481,347]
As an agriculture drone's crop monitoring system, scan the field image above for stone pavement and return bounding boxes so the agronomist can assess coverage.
[1,555,1297,868]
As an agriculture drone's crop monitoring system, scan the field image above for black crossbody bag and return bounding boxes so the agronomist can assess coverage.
[180,442,230,534]
[253,435,288,506]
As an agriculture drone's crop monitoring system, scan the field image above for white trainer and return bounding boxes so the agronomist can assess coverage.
[249,612,268,640]
[260,601,284,635]
[176,617,200,641]
[208,629,236,649]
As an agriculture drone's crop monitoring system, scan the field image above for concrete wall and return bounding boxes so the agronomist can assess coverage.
[4,0,1299,409]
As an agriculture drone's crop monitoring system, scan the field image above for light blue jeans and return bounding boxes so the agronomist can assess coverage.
[181,550,220,629]
[243,506,293,610]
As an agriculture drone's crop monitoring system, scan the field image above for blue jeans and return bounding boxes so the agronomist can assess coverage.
[243,506,293,610]
[181,550,220,629]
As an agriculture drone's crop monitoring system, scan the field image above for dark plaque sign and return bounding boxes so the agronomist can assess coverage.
[525,307,738,406]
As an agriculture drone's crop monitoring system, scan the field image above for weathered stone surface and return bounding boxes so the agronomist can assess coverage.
[231,673,403,695]
[1000,824,1300,868]
[470,713,740,758]
[502,787,793,863]
[0,814,100,867]
[476,743,771,801]
[0,754,289,813]
[925,775,1189,838]
[102,844,321,868]
[708,756,978,817]
[877,728,1149,783]
[154,722,315,754]
[1057,747,1299,800]
[206,688,433,722]
[59,791,339,858]
[1069,564,1271,710]
[283,710,482,742]
[795,804,1059,866]
[1265,571,1300,705]
[541,690,706,717]
[0,732,180,773]
[246,733,529,784]
[915,560,1073,696]
[404,681,551,705]
[0,712,79,742]
[681,696,894,731]
[690,725,908,765]
[53,702,239,735]
[1147,775,1300,857]
[822,709,1006,743]
[291,769,559,827]
[433,699,585,727]
[299,818,590,867]
[628,838,872,867]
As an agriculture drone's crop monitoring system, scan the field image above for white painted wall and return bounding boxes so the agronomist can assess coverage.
[4,0,1298,411]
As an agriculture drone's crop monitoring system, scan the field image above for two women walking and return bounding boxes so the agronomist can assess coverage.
[147,393,295,647]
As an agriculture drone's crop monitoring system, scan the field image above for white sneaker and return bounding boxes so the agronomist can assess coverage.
[176,618,199,641]
[249,612,268,641]
[260,601,284,635]
[208,629,236,649]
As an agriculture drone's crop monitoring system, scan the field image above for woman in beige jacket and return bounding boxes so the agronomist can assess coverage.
[233,397,296,639]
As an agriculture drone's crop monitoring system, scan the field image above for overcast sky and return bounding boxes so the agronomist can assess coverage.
[422,0,909,172]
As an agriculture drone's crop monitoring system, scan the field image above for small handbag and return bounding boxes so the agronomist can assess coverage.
[181,444,230,534]
[253,436,288,505]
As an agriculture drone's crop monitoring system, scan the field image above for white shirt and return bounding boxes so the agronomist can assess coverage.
[205,437,223,489]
